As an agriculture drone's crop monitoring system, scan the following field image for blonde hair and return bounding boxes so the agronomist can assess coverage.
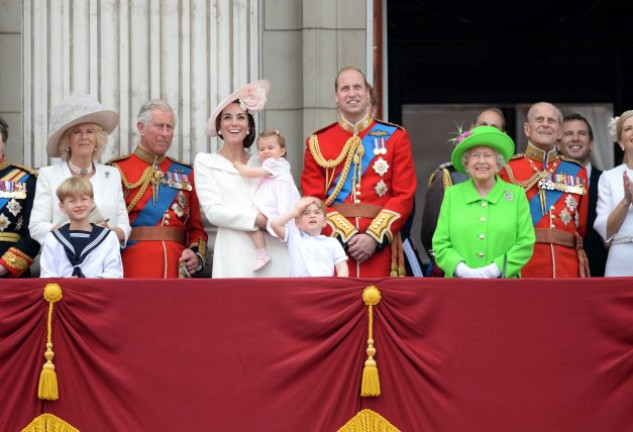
[258,129,287,157]
[58,123,108,162]
[56,177,94,202]
[616,110,633,164]
[304,196,326,214]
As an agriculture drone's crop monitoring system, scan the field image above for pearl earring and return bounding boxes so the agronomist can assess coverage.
[246,130,250,135]
[218,131,222,136]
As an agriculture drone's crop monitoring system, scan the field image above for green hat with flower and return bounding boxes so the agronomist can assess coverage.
[451,125,515,173]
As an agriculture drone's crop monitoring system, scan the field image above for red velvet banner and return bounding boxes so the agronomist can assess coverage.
[2,278,633,431]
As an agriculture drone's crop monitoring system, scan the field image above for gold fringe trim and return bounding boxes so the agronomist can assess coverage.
[38,283,63,401]
[337,409,400,432]
[21,414,79,432]
[361,286,381,397]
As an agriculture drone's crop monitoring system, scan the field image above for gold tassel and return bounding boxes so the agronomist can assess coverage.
[21,413,79,432]
[38,283,63,401]
[361,286,382,397]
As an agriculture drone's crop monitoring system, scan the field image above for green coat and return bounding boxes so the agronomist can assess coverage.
[432,176,535,278]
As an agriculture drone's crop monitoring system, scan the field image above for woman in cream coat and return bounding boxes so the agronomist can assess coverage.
[29,93,130,246]
[194,80,290,278]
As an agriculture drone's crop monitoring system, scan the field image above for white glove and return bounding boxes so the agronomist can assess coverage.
[455,262,500,278]
[455,262,476,278]
[479,263,501,278]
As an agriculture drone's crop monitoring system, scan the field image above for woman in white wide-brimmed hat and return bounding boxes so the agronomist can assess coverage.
[194,80,290,277]
[29,93,131,246]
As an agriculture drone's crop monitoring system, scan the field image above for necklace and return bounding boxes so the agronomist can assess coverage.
[68,160,94,176]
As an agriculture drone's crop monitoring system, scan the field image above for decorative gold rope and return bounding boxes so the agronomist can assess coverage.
[308,134,362,206]
[116,165,156,212]
[504,163,546,191]
[38,283,63,401]
[361,285,382,397]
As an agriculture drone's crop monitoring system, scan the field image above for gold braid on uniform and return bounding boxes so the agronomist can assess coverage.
[503,163,546,191]
[115,164,157,213]
[308,134,362,206]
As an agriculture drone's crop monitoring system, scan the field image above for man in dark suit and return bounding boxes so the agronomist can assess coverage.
[559,113,608,276]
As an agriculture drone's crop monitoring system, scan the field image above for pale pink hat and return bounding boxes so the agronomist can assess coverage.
[206,80,271,137]
[47,93,118,157]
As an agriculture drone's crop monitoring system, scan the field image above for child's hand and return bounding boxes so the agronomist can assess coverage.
[295,197,316,213]
[233,160,245,170]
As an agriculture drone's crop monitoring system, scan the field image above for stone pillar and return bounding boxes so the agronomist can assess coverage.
[22,0,260,168]
[261,0,369,189]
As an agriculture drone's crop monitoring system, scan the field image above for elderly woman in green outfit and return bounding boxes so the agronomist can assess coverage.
[432,126,535,278]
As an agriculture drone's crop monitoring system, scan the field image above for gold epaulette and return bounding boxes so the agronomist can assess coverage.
[438,161,454,169]
[510,153,525,161]
[106,153,132,166]
[375,118,405,131]
[427,163,455,188]
[167,156,192,168]
[310,122,338,136]
[10,163,38,177]
[559,155,584,167]
[366,209,400,245]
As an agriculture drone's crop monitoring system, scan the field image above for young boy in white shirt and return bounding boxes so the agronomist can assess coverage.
[39,177,123,278]
[271,196,348,277]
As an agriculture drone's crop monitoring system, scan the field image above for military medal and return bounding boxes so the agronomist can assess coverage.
[0,214,10,231]
[171,202,184,217]
[373,157,389,177]
[0,181,26,199]
[7,198,21,217]
[565,195,578,212]
[379,138,387,155]
[559,208,572,226]
[177,190,188,209]
[373,138,381,156]
[375,179,388,197]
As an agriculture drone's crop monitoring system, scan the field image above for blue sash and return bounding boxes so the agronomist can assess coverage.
[528,160,581,225]
[132,161,191,228]
[328,123,397,204]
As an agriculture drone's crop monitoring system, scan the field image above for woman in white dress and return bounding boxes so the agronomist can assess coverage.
[194,80,290,278]
[29,93,131,247]
[594,110,633,276]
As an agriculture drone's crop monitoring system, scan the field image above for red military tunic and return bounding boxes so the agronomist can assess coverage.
[301,113,416,277]
[499,143,588,278]
[110,146,207,278]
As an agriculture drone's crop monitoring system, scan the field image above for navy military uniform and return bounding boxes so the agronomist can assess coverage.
[0,160,40,277]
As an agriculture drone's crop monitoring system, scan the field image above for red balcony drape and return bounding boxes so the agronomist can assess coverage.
[2,277,633,431]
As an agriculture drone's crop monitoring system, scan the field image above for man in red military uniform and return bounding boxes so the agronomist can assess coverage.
[499,102,589,277]
[110,100,207,278]
[301,67,416,277]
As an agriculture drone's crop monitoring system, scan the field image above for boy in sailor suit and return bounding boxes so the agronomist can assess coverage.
[40,177,122,278]
[271,197,348,277]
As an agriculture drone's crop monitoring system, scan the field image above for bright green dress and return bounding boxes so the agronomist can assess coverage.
[432,176,535,278]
